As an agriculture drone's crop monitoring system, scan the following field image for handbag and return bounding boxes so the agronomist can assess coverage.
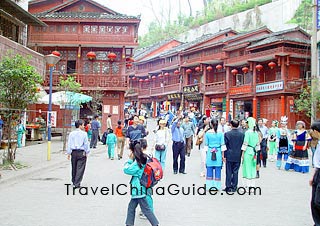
[155,144,166,151]
[210,148,217,161]
[195,136,203,145]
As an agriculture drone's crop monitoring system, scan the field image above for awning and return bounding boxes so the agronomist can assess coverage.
[0,0,47,26]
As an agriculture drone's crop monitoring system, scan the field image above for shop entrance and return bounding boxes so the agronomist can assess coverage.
[235,100,252,120]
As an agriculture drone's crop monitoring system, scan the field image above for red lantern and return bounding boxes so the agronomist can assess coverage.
[126,63,133,68]
[108,52,117,61]
[126,57,134,62]
[86,51,96,60]
[132,76,136,80]
[139,79,143,82]
[216,64,223,70]
[256,64,263,71]
[144,78,149,82]
[174,70,180,75]
[195,66,201,72]
[206,66,213,71]
[268,61,276,69]
[52,51,60,57]
[186,69,192,74]
[164,72,169,76]
[152,75,156,80]
[158,73,163,78]
[242,67,249,74]
[231,69,238,75]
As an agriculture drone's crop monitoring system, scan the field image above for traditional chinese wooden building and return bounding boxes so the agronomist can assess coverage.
[131,27,310,128]
[28,0,140,131]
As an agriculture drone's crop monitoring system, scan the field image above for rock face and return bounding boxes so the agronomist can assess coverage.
[178,0,302,43]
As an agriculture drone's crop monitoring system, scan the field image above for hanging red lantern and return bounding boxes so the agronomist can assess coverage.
[126,63,133,68]
[52,50,60,57]
[231,69,238,75]
[158,73,163,78]
[164,72,169,76]
[174,70,180,75]
[86,51,96,60]
[216,64,223,70]
[144,78,149,82]
[152,75,156,80]
[186,69,192,74]
[139,79,143,82]
[242,67,249,74]
[268,61,276,69]
[107,52,117,61]
[126,57,134,62]
[132,76,136,80]
[195,66,201,72]
[206,66,213,72]
[256,64,263,71]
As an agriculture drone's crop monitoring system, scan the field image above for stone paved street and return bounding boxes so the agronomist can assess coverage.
[0,119,314,226]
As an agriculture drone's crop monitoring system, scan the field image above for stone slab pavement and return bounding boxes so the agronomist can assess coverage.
[0,118,315,226]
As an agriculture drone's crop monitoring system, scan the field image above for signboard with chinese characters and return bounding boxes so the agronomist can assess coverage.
[47,111,57,127]
[167,93,181,100]
[183,85,199,93]
[256,81,284,93]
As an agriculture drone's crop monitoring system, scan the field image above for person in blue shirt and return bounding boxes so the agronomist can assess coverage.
[67,119,90,188]
[171,115,186,174]
[124,139,159,226]
[90,115,101,149]
[106,129,117,160]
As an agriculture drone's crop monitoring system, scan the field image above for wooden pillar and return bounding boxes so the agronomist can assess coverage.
[281,95,285,116]
[225,66,230,117]
[253,97,257,119]
[252,62,257,119]
[152,101,157,118]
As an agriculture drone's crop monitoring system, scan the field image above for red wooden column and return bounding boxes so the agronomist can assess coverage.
[152,101,157,118]
[225,67,230,117]
[252,62,257,118]
[281,95,285,116]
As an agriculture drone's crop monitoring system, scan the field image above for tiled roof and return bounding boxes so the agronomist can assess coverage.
[34,11,140,20]
[248,36,310,49]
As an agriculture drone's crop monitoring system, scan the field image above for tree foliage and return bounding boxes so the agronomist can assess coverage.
[295,81,320,118]
[288,0,312,32]
[57,75,81,93]
[139,0,272,47]
[0,52,42,109]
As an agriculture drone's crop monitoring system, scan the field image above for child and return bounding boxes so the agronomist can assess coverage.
[106,129,117,160]
[124,139,159,226]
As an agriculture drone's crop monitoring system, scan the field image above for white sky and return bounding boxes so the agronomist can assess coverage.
[97,0,204,35]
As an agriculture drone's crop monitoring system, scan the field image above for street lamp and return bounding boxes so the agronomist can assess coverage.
[44,53,60,161]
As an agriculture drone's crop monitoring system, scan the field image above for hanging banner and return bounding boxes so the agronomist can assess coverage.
[47,111,57,127]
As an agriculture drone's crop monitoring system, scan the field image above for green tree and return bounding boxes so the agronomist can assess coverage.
[288,0,312,32]
[295,82,320,118]
[0,52,42,163]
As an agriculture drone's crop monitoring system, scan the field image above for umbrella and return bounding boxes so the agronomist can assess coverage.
[38,91,92,106]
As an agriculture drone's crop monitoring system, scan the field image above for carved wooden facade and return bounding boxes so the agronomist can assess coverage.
[28,0,140,130]
[131,27,310,128]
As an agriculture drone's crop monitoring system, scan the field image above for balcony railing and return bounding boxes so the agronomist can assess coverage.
[204,81,226,94]
[43,73,128,90]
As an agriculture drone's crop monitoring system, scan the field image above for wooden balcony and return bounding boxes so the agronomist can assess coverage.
[136,59,179,75]
[29,33,136,46]
[226,47,311,65]
[43,72,128,91]
[285,79,305,93]
[204,81,226,94]
[183,52,225,64]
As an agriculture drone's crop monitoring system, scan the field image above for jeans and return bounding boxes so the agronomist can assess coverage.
[90,130,99,148]
[125,197,159,226]
[172,141,185,173]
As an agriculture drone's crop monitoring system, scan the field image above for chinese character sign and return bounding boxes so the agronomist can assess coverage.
[47,111,57,127]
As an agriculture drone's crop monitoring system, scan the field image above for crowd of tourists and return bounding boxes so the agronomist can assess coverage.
[66,107,320,226]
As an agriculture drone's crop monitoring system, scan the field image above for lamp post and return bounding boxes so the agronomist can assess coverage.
[44,54,60,161]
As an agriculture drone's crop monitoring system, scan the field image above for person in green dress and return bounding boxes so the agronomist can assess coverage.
[16,120,26,148]
[241,117,261,188]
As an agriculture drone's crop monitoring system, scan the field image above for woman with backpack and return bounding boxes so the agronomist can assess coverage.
[124,139,159,226]
[115,120,125,160]
[154,119,170,169]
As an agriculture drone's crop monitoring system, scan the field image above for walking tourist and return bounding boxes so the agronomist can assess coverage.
[90,115,100,149]
[258,118,268,167]
[154,119,170,169]
[124,139,159,226]
[197,116,210,177]
[115,120,125,160]
[171,115,186,174]
[16,119,25,148]
[181,115,195,157]
[106,129,117,160]
[223,120,245,192]
[205,118,226,190]
[268,120,280,162]
[66,119,90,188]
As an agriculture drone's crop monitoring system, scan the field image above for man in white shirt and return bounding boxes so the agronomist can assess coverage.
[217,117,231,134]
